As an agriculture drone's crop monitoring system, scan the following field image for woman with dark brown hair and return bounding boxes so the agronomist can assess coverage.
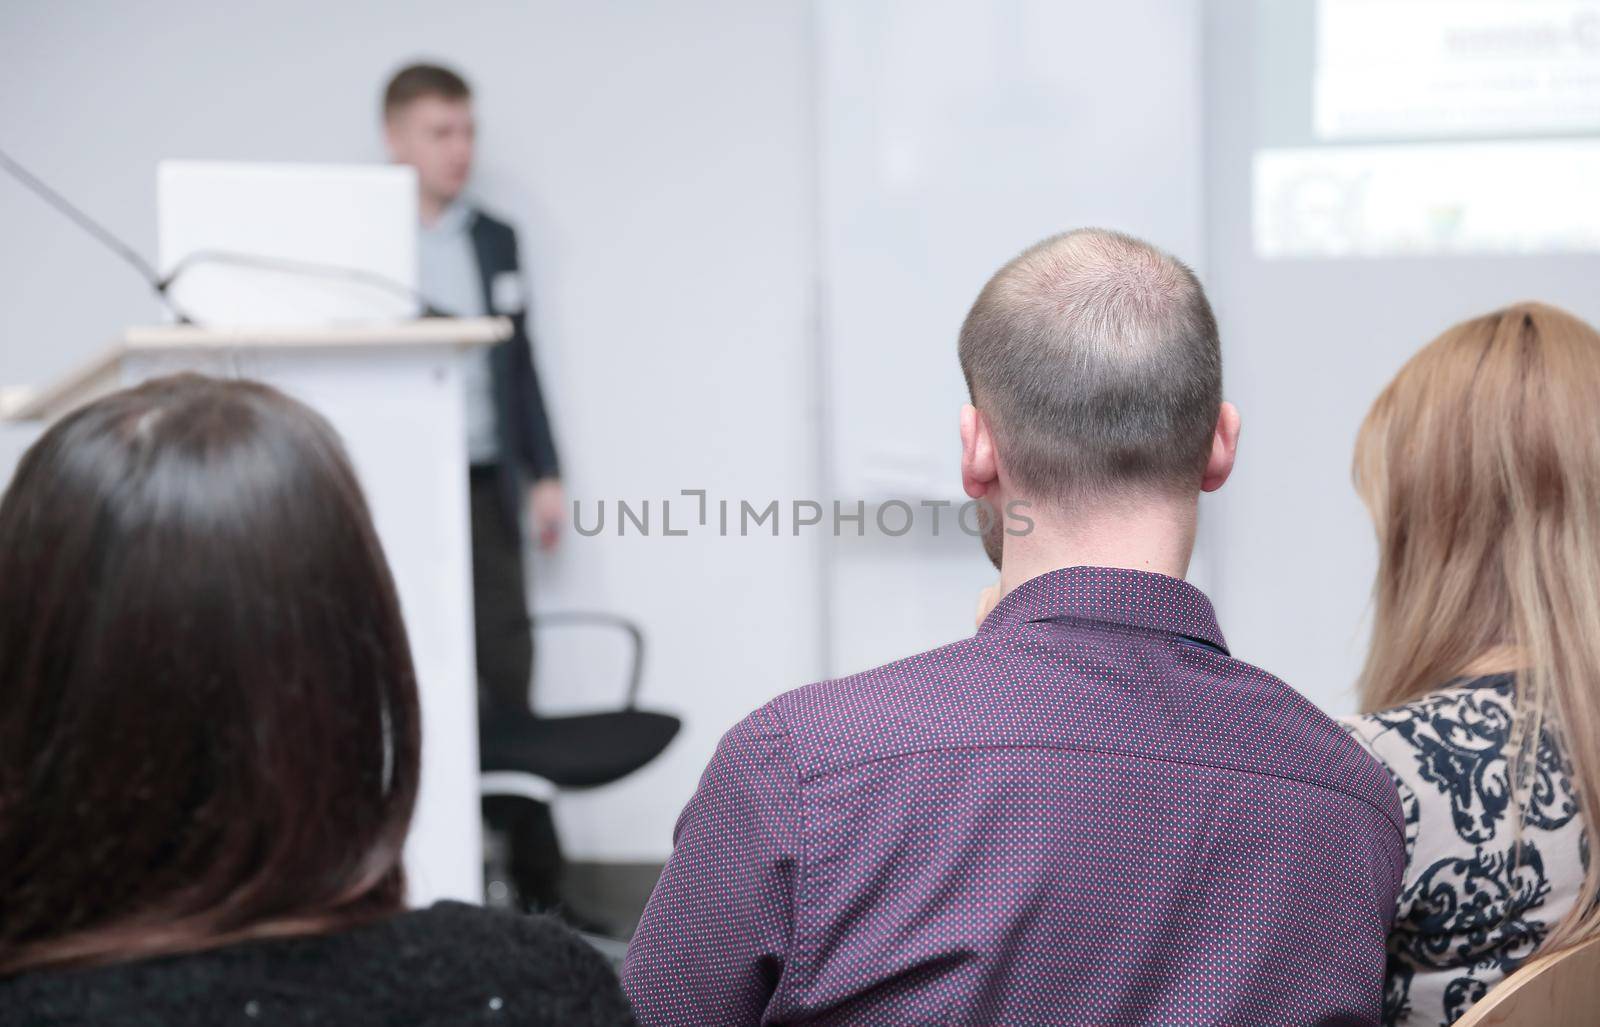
[0,374,633,1025]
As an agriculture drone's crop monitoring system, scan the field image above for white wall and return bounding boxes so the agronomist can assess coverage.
[505,3,823,861]
[0,0,822,863]
[1202,0,1600,713]
[817,0,1209,677]
[0,424,41,494]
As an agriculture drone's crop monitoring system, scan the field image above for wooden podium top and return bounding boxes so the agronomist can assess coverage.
[2,316,511,422]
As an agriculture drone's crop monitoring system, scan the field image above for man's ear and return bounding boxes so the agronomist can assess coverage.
[1200,401,1241,494]
[961,404,1000,500]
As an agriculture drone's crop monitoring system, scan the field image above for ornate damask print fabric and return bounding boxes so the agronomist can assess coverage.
[1342,675,1590,1027]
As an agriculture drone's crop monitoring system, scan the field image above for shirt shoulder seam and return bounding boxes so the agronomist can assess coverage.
[795,739,1409,849]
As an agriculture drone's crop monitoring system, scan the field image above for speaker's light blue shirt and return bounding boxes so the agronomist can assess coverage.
[419,200,499,466]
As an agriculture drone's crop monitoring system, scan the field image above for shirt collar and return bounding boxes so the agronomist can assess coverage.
[978,565,1228,654]
[423,198,475,237]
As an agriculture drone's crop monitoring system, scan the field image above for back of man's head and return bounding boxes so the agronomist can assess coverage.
[958,229,1221,506]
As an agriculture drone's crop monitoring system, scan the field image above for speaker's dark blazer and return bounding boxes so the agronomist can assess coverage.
[464,208,561,534]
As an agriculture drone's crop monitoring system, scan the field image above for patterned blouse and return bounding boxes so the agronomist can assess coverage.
[1340,675,1590,1027]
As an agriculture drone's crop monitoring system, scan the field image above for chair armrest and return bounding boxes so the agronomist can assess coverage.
[527,611,646,708]
[481,770,559,804]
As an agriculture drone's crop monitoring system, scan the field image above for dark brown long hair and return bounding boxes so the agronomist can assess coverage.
[0,374,422,976]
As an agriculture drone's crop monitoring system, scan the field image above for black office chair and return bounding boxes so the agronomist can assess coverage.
[479,611,680,921]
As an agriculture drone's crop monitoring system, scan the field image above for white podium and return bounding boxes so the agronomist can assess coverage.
[1,317,510,907]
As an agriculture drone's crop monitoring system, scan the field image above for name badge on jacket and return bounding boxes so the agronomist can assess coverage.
[491,271,526,316]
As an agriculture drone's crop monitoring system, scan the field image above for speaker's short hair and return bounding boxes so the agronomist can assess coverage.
[383,62,471,119]
[957,228,1222,504]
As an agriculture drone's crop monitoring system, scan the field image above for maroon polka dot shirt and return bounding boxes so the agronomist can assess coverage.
[623,566,1405,1026]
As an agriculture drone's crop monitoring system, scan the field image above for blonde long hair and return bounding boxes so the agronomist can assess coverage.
[1354,301,1600,951]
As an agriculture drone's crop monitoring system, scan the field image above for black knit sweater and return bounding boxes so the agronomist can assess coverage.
[0,902,636,1026]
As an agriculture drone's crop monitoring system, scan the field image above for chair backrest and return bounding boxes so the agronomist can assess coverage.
[1452,934,1600,1026]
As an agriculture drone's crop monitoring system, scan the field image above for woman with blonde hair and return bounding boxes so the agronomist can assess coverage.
[1342,302,1600,1026]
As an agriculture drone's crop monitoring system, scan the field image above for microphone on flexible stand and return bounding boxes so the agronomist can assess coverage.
[1,145,440,324]
[0,145,196,324]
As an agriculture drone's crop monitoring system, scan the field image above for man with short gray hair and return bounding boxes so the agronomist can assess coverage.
[624,229,1404,1026]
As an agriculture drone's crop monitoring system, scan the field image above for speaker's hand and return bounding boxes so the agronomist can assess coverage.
[528,478,564,552]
